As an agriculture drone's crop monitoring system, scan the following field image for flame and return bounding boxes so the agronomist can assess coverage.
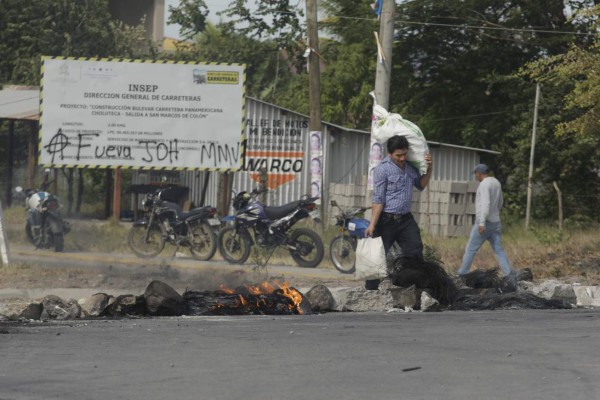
[214,280,304,314]
[219,284,235,294]
[279,281,305,315]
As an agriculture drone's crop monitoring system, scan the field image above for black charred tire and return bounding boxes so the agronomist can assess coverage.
[329,236,356,274]
[289,228,324,268]
[25,221,37,246]
[53,233,64,252]
[188,221,218,261]
[127,224,165,258]
[217,226,251,264]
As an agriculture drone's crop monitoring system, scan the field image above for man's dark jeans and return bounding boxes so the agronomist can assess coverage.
[365,213,423,290]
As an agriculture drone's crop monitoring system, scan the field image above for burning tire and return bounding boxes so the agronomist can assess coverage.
[217,226,251,264]
[288,228,324,268]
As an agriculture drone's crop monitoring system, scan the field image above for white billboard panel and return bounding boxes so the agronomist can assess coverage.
[39,57,245,170]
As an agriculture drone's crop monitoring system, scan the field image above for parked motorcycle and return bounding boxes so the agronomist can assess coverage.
[15,169,70,252]
[218,189,324,268]
[127,186,220,260]
[329,200,369,274]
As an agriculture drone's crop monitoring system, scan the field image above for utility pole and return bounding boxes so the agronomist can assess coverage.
[306,0,321,135]
[525,82,541,230]
[305,0,323,227]
[374,0,395,111]
[366,0,395,208]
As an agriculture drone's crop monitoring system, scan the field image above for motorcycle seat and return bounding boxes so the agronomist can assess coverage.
[181,206,212,220]
[264,201,302,220]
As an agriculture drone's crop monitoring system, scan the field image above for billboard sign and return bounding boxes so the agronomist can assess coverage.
[39,57,245,170]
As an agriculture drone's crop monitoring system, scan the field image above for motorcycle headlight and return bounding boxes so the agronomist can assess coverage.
[46,199,59,210]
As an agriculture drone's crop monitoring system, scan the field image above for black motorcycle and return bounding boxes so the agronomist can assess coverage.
[217,189,324,268]
[127,187,219,260]
[16,169,70,252]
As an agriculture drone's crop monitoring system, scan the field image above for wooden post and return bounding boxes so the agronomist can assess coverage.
[305,0,324,230]
[5,120,15,206]
[113,167,122,220]
[0,198,10,266]
[525,83,541,230]
[366,0,395,209]
[552,181,563,230]
[28,121,37,188]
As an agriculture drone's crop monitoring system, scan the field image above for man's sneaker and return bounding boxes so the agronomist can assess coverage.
[500,271,518,293]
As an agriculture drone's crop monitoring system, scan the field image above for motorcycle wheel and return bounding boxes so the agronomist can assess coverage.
[25,221,37,246]
[188,221,217,261]
[288,228,324,268]
[329,236,356,274]
[53,233,64,252]
[217,226,251,264]
[127,224,165,258]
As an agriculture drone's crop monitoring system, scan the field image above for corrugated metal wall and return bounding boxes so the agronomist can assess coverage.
[132,98,496,223]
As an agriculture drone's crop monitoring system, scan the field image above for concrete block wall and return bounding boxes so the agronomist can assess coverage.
[328,179,478,237]
[413,179,477,237]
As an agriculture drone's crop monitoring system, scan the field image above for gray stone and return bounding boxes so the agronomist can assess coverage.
[395,285,418,309]
[144,280,187,316]
[304,285,335,312]
[420,291,440,312]
[101,294,146,317]
[572,286,600,307]
[40,295,81,320]
[533,281,577,305]
[551,285,577,304]
[78,293,114,317]
[0,300,43,321]
[336,287,395,312]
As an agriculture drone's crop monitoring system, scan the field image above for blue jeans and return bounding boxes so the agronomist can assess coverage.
[458,221,512,277]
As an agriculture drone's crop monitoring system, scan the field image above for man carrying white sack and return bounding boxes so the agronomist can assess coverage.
[457,164,514,280]
[364,135,433,290]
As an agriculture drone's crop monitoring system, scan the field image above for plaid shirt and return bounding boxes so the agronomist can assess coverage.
[372,156,423,214]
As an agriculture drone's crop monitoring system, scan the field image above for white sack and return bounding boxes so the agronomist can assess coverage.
[355,236,387,281]
[372,105,429,174]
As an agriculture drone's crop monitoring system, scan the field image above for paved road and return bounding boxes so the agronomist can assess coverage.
[1,309,599,400]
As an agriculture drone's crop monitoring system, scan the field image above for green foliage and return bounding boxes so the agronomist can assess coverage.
[529,226,565,245]
[220,0,304,51]
[513,6,600,221]
[167,0,209,39]
[0,0,153,85]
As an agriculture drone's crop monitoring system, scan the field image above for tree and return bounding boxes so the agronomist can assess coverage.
[220,0,305,51]
[0,0,151,85]
[0,0,153,216]
[391,0,594,146]
[167,0,209,40]
[514,5,600,222]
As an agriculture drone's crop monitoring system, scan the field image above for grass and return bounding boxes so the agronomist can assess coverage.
[2,205,599,284]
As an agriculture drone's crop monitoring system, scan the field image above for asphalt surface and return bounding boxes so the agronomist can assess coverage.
[1,309,599,400]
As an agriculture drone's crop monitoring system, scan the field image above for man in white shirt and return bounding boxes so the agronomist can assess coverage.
[457,164,513,278]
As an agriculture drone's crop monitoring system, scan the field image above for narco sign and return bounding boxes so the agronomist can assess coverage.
[242,151,304,189]
[242,116,309,190]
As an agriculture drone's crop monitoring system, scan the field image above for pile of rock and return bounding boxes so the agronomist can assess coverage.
[1,274,598,321]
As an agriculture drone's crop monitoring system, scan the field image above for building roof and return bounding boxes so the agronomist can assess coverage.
[249,97,501,155]
[0,86,40,120]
